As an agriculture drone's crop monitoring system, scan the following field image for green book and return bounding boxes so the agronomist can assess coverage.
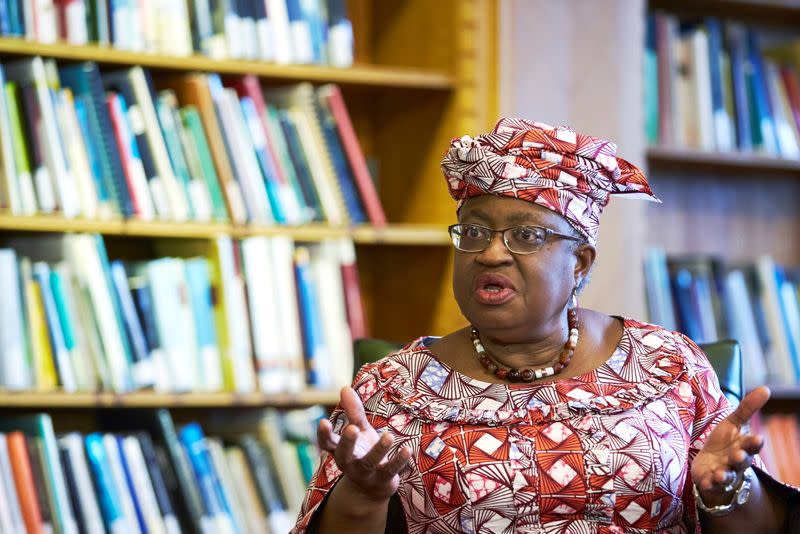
[4,82,34,212]
[180,106,229,222]
[156,92,197,220]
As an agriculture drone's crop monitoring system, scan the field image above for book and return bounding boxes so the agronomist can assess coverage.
[7,431,44,534]
[0,434,26,533]
[318,84,386,226]
[0,249,32,390]
[58,433,105,534]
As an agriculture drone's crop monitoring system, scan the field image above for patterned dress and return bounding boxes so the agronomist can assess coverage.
[291,318,782,533]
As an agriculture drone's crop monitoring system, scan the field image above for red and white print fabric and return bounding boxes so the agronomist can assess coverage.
[292,319,774,533]
[440,118,659,245]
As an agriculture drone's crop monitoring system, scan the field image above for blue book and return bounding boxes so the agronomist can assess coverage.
[110,260,154,388]
[670,268,704,342]
[313,92,366,223]
[116,436,148,534]
[294,247,327,386]
[6,0,21,36]
[184,258,222,390]
[774,267,800,382]
[745,29,779,154]
[73,98,112,206]
[278,111,324,221]
[725,23,753,152]
[84,433,126,532]
[179,423,239,533]
[240,96,287,223]
[299,0,327,63]
[0,0,10,36]
[60,63,133,217]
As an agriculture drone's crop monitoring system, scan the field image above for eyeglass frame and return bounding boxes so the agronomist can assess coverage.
[447,223,585,255]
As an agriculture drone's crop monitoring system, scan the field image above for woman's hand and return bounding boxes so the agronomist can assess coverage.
[317,387,411,502]
[691,386,770,505]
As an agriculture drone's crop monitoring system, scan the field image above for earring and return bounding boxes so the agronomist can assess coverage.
[570,286,579,309]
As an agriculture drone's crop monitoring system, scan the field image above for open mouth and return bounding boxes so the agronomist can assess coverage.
[473,273,516,305]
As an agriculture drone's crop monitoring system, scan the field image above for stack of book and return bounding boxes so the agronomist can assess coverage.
[0,407,323,533]
[645,14,800,159]
[0,0,354,66]
[0,57,385,226]
[644,249,800,389]
[0,233,366,394]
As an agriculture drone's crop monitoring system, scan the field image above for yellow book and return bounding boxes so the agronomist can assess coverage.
[25,281,58,390]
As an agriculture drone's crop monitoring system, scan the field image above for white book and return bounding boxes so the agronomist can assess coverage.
[256,4,275,61]
[240,10,258,60]
[207,439,246,534]
[269,235,305,392]
[146,258,199,392]
[755,256,796,385]
[35,0,59,43]
[224,4,243,59]
[216,236,256,393]
[121,436,167,534]
[128,67,189,221]
[288,14,314,64]
[0,249,32,390]
[689,28,715,151]
[266,0,294,64]
[764,60,800,159]
[64,0,89,44]
[59,434,105,534]
[224,448,269,533]
[103,434,143,534]
[328,19,354,68]
[241,237,285,393]
[0,434,26,533]
[64,266,107,391]
[310,241,353,390]
[0,436,15,534]
[66,235,132,392]
[724,270,768,390]
[216,87,273,224]
[57,89,98,218]
[21,0,34,40]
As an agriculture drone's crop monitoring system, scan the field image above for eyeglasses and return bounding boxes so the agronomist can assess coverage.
[448,223,584,255]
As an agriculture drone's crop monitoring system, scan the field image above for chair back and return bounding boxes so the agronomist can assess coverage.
[698,339,744,408]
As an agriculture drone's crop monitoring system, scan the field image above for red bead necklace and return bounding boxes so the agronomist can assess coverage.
[471,308,579,382]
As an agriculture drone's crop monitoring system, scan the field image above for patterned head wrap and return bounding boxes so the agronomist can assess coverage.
[441,117,659,245]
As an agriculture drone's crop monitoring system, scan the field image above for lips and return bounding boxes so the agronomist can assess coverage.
[473,273,517,305]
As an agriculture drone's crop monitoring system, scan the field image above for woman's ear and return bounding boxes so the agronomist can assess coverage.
[574,243,596,282]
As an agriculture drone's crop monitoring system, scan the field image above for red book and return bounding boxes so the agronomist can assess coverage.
[338,239,368,340]
[780,65,800,137]
[319,84,386,227]
[106,92,143,216]
[6,432,43,534]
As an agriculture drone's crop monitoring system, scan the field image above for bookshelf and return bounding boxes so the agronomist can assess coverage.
[0,390,340,409]
[0,0,497,398]
[501,1,800,382]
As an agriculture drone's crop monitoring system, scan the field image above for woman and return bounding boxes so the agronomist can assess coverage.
[291,118,798,533]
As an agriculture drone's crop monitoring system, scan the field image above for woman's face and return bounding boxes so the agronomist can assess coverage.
[452,195,594,342]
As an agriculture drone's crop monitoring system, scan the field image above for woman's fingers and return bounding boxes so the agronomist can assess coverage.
[340,387,370,430]
[359,432,394,469]
[739,433,764,456]
[727,386,770,427]
[317,419,340,452]
[334,424,361,466]
[378,447,412,479]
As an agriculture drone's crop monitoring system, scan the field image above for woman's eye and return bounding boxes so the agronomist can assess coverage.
[465,226,482,238]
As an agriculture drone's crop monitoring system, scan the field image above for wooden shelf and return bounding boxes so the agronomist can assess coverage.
[646,146,800,175]
[0,390,340,408]
[0,214,451,245]
[0,37,456,90]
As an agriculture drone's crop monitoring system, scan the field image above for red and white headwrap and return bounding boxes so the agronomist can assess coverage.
[441,117,659,245]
